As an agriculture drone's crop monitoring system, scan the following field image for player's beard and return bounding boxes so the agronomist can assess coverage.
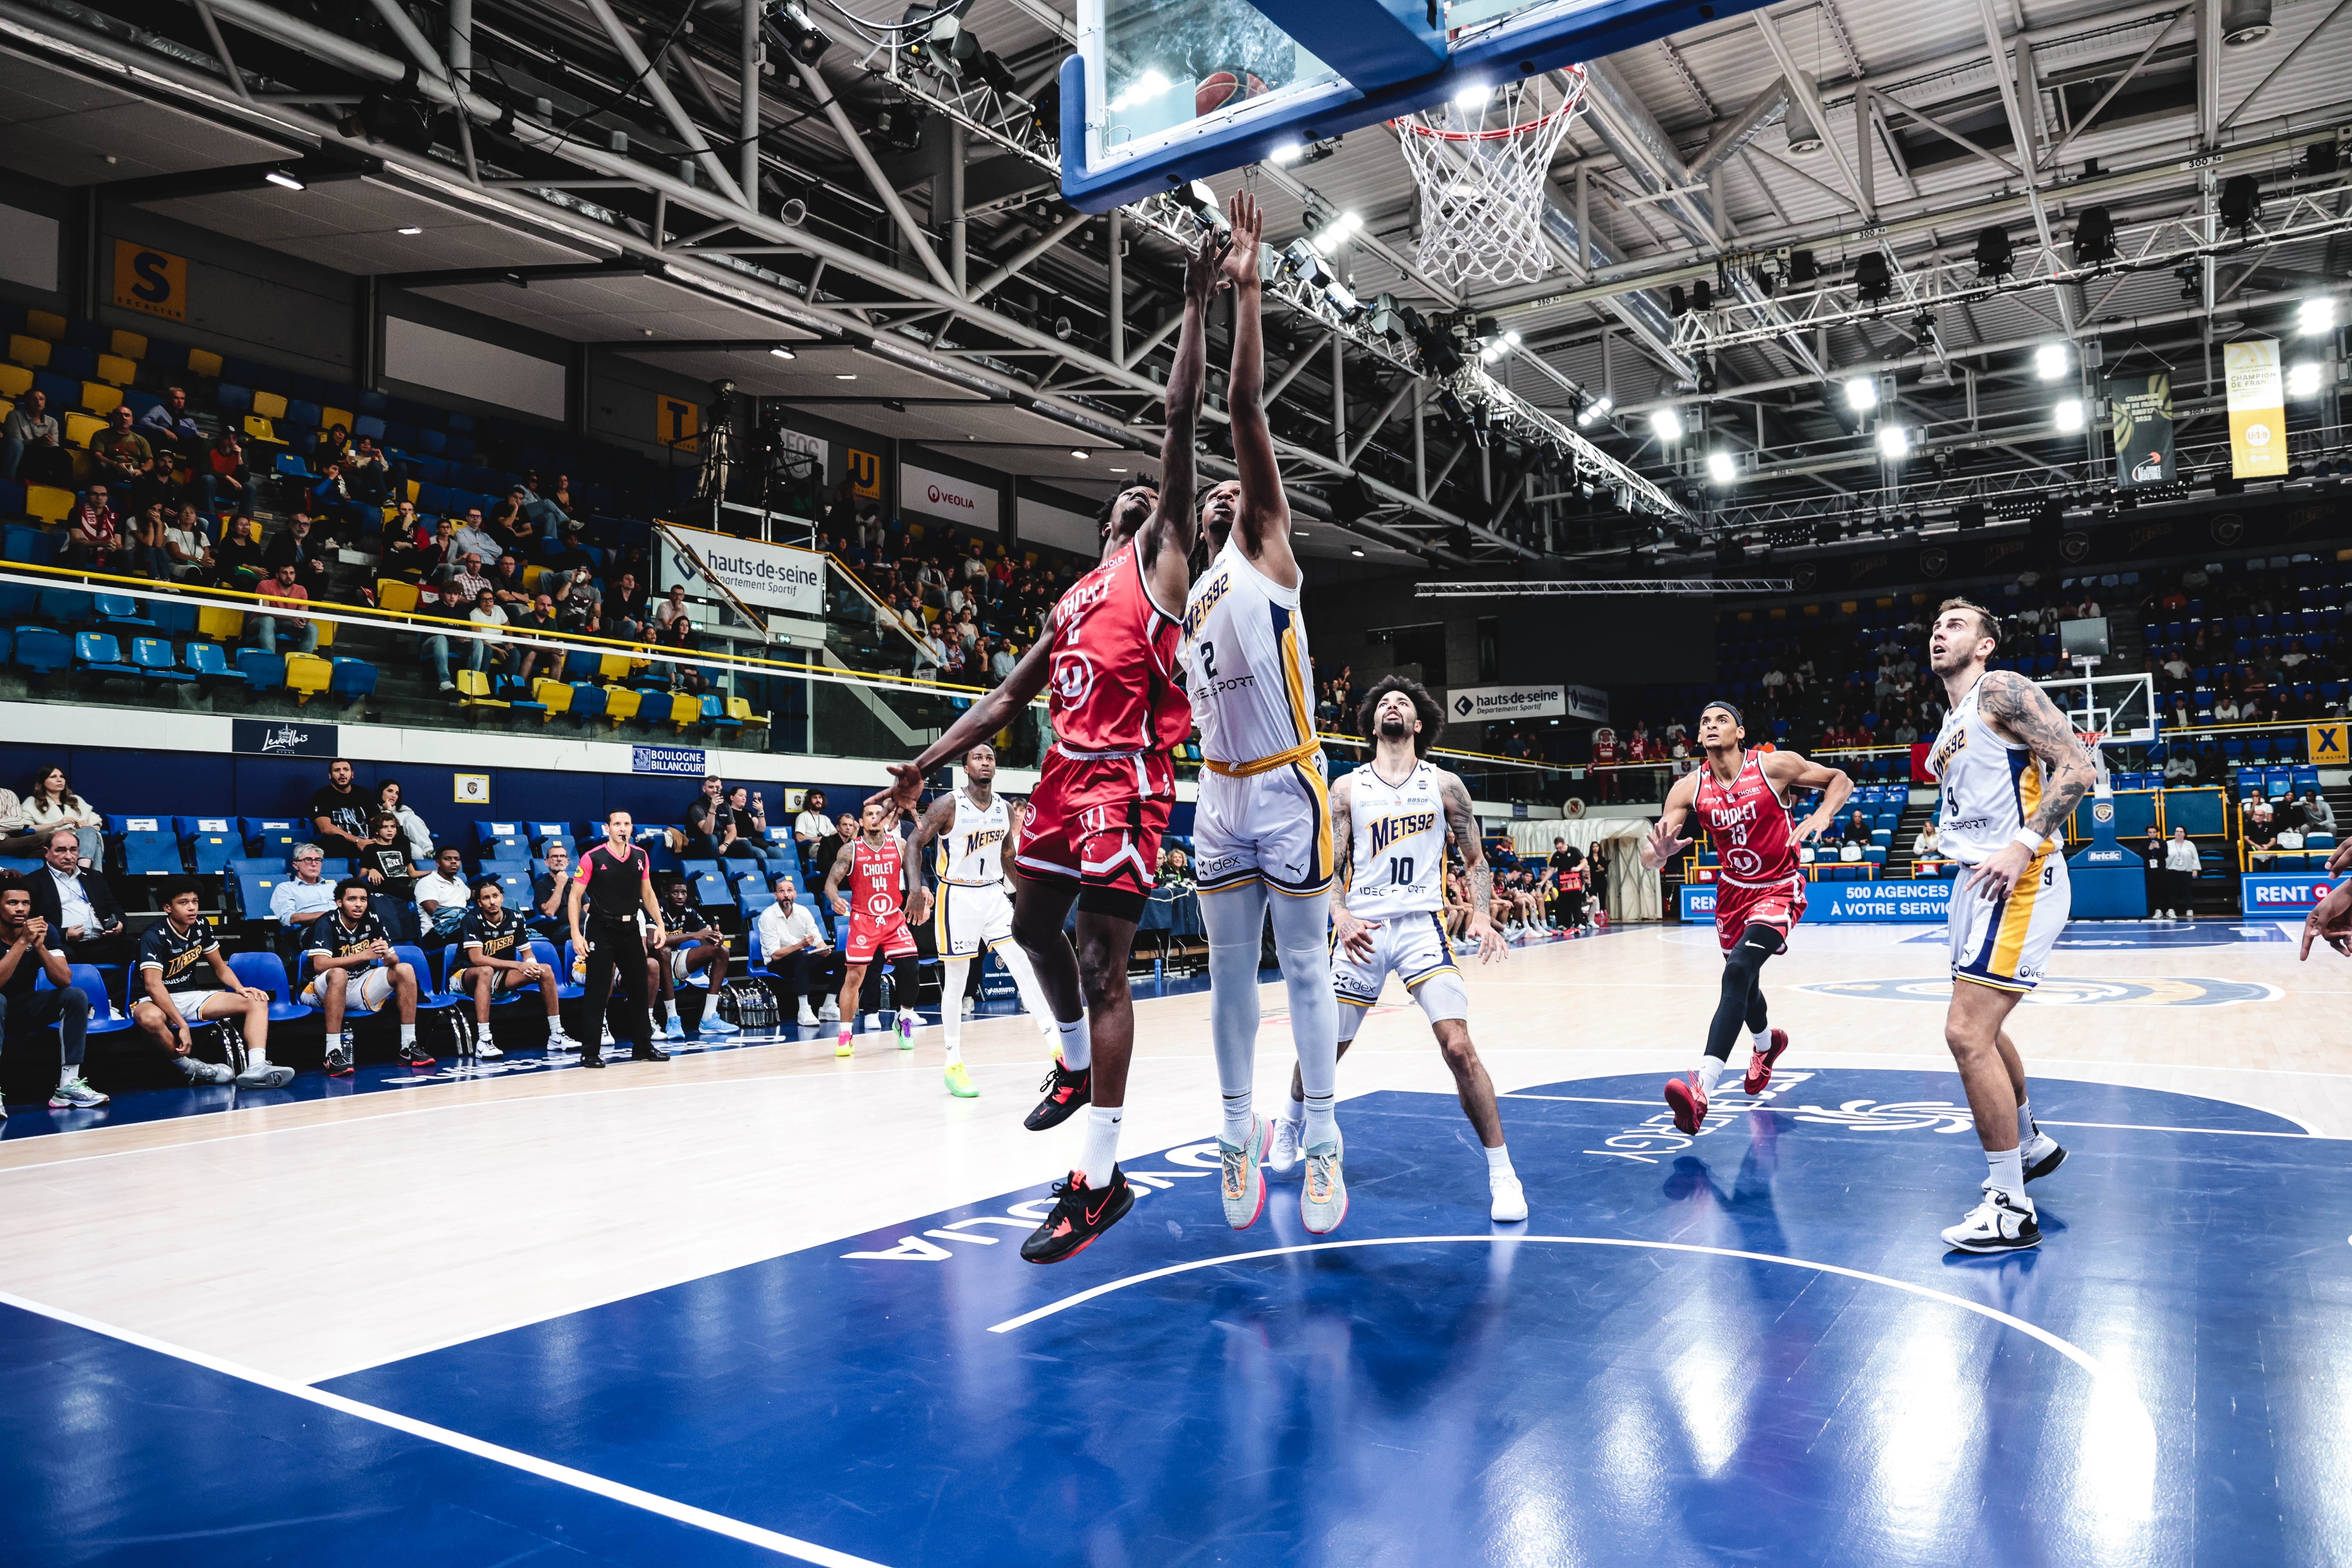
[1378,718,1412,743]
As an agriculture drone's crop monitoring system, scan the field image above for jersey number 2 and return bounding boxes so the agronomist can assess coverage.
[1198,640,1217,680]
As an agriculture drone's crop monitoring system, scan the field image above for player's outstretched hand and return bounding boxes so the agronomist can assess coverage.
[1221,193,1264,286]
[1471,917,1509,964]
[1333,912,1378,962]
[1184,229,1231,302]
[2300,881,2352,960]
[1962,842,2031,901]
[2328,839,2352,875]
[871,763,924,816]
[1642,815,1690,868]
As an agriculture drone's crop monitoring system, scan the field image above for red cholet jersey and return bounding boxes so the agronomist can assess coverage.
[849,837,906,919]
[1044,539,1189,755]
[1692,749,1800,887]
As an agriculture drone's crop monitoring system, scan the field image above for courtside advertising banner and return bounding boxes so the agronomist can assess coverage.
[2108,371,2174,486]
[1447,683,1567,723]
[902,462,1001,529]
[1683,880,1954,923]
[2240,872,2337,916]
[657,526,825,617]
[2223,339,2289,478]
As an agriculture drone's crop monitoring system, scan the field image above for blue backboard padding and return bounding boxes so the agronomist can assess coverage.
[1061,0,1770,211]
[1249,0,1446,96]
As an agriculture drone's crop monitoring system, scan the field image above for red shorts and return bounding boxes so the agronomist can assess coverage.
[846,910,917,964]
[1015,747,1174,898]
[1713,874,1807,953]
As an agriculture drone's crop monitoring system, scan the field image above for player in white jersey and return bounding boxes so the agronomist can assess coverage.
[1178,191,1345,1237]
[1269,675,1525,1222]
[909,744,1058,1098]
[1924,597,2098,1254]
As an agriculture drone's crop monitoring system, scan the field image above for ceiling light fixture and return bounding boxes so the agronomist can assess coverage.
[769,346,798,360]
[2288,360,2324,397]
[2054,397,2085,432]
[1268,140,1304,165]
[396,225,423,236]
[835,373,858,380]
[1308,210,1363,255]
[1349,546,1365,557]
[1877,425,1911,458]
[2035,343,2070,381]
[1069,449,1088,459]
[1843,376,1878,411]
[264,170,305,191]
[1650,407,1684,442]
[1706,450,1737,484]
[2300,296,2336,336]
[1452,81,1493,111]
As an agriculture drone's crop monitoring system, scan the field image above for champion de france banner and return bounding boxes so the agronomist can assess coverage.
[2108,371,2174,487]
[2224,339,2289,478]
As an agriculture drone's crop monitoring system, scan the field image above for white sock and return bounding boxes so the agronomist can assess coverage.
[58,1062,80,1088]
[1986,1146,2025,1196]
[1749,1026,1771,1055]
[1692,1057,1724,1097]
[1270,889,1341,1143]
[1203,883,1265,1148]
[2016,1098,2036,1145]
[1485,1142,1515,1179]
[941,959,968,1057]
[399,1024,416,1046]
[665,1001,679,1023]
[1056,1014,1091,1072]
[1283,1090,1305,1127]
[248,1047,270,1066]
[1078,1103,1122,1185]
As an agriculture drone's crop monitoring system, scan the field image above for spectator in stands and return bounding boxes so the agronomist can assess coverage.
[16,768,101,858]
[468,588,512,671]
[453,505,502,565]
[1914,818,1943,866]
[509,593,556,684]
[198,428,253,521]
[28,831,126,968]
[654,584,694,638]
[251,562,318,656]
[269,845,340,943]
[489,553,530,611]
[2245,797,2280,868]
[357,812,420,942]
[813,812,856,919]
[307,757,373,862]
[684,777,730,856]
[610,571,650,641]
[655,612,704,693]
[212,515,265,590]
[530,840,574,939]
[2213,692,2242,724]
[2164,746,2200,786]
[416,580,483,692]
[522,475,570,540]
[415,845,472,940]
[2163,827,2200,919]
[261,511,329,598]
[130,499,170,582]
[316,423,352,469]
[61,483,120,570]
[551,566,601,635]
[2,387,69,487]
[720,786,774,864]
[444,551,490,605]
[371,779,432,864]
[89,405,155,498]
[307,462,370,544]
[2297,787,2335,836]
[380,501,429,579]
[754,873,838,1026]
[0,869,104,1110]
[135,386,201,456]
[490,489,536,557]
[542,518,594,576]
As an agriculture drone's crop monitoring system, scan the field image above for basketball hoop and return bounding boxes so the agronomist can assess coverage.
[1392,69,1587,289]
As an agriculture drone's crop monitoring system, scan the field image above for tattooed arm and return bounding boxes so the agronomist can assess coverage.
[1438,769,1508,963]
[1328,774,1375,961]
[1966,669,2100,899]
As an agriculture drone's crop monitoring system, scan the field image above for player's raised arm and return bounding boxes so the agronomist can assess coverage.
[875,638,1056,814]
[1438,769,1506,963]
[1219,193,1295,585]
[1968,670,2099,897]
[1140,230,1228,607]
[1762,750,1854,843]
[1641,772,1702,869]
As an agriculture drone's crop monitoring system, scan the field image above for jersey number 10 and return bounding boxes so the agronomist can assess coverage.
[1389,855,1414,885]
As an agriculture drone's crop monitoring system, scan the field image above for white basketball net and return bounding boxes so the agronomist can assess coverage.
[1393,68,1587,290]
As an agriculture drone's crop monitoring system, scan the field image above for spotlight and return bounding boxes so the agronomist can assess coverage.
[264,169,306,191]
[1269,140,1304,164]
[1844,376,1879,412]
[1783,72,1824,155]
[1974,225,2014,279]
[2222,0,2274,46]
[2220,173,2260,230]
[1069,448,1089,459]
[1668,285,1690,317]
[771,0,831,65]
[1853,251,1892,303]
[2054,398,2085,432]
[1696,354,1718,394]
[2288,360,2324,398]
[1279,238,1326,285]
[1651,407,1684,442]
[1452,81,1493,111]
[1181,178,1230,230]
[1706,450,1737,485]
[2073,205,2118,265]
[1324,280,1361,316]
[1367,292,1405,339]
[396,226,423,236]
[2300,296,2336,336]
[1877,425,1911,458]
[768,346,798,360]
[1308,210,1363,254]
[1691,279,1713,312]
[2035,343,2069,381]
[1788,249,1818,287]
[873,98,922,152]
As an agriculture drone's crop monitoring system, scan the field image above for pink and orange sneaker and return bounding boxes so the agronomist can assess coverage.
[1744,1028,1791,1095]
[1664,1073,1711,1136]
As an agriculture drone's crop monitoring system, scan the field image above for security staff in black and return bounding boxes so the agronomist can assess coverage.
[567,809,668,1067]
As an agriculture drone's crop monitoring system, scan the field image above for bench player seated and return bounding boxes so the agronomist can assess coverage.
[302,878,429,1076]
[129,878,291,1089]
[652,877,739,1041]
[452,876,580,1058]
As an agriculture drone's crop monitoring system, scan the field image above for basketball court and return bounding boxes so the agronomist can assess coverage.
[6,918,2349,1565]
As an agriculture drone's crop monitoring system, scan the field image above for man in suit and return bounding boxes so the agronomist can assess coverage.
[28,833,127,968]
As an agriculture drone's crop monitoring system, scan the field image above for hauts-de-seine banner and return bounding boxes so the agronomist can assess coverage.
[2224,339,2288,478]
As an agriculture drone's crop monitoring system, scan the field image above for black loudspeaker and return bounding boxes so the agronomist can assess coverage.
[1328,472,1377,522]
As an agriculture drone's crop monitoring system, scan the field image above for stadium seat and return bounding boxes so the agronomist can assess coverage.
[73,631,141,680]
[108,328,147,361]
[6,333,49,368]
[726,695,768,732]
[197,605,247,643]
[214,383,252,416]
[528,678,574,720]
[600,684,641,725]
[567,682,609,723]
[132,637,195,683]
[40,964,135,1037]
[285,652,333,703]
[245,819,302,856]
[328,657,378,703]
[700,692,741,733]
[377,579,420,615]
[231,871,284,923]
[38,587,91,623]
[92,593,153,628]
[184,640,248,689]
[22,484,72,525]
[659,691,699,731]
[12,626,71,675]
[456,668,508,710]
[121,829,184,876]
[186,348,223,379]
[228,951,312,1022]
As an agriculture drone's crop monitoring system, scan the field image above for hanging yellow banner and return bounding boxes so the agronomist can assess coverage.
[2223,338,2288,478]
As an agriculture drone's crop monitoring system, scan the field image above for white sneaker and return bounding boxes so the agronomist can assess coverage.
[797,1000,820,1026]
[1300,1139,1348,1234]
[1940,1181,2041,1253]
[475,1035,505,1060]
[1218,1115,1269,1230]
[1267,1115,1303,1176]
[961,995,977,1017]
[862,1013,882,1034]
[545,1031,578,1056]
[2021,1131,2067,1182]
[819,999,840,1023]
[49,1078,109,1109]
[1489,1172,1529,1223]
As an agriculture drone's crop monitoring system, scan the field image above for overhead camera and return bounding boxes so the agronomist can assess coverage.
[768,0,831,66]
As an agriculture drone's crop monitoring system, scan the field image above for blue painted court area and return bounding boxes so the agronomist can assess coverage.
[10,1065,2350,1567]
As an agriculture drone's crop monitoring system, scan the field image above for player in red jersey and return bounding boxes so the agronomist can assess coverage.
[874,227,1227,1264]
[823,799,931,1060]
[1641,701,1853,1134]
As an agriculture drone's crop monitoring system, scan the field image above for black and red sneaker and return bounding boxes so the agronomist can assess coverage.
[1019,1167,1134,1264]
[1023,1061,1091,1131]
[1743,1028,1791,1095]
[1663,1072,1710,1136]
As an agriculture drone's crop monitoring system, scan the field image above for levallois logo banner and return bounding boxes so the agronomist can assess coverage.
[2223,339,2288,478]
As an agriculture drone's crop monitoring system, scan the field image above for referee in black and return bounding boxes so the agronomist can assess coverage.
[567,808,668,1067]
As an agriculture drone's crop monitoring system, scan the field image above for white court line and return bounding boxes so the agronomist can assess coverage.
[1501,1093,2329,1139]
[0,1288,892,1568]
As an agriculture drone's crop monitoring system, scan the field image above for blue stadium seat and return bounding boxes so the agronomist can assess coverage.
[227,950,309,1022]
[231,871,283,922]
[689,868,730,906]
[9,625,70,675]
[121,830,184,876]
[521,822,574,853]
[184,640,248,689]
[179,818,241,874]
[236,649,286,690]
[475,822,530,859]
[700,692,741,733]
[245,820,301,856]
[92,593,152,628]
[74,631,141,679]
[38,587,91,623]
[132,637,195,683]
[355,413,387,440]
[567,682,608,723]
[37,965,134,1037]
[215,383,252,416]
[328,657,378,701]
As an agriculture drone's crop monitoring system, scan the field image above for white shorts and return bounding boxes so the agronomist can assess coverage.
[300,967,396,1014]
[1948,852,2070,994]
[1331,910,1469,1038]
[1193,763,1332,897]
[158,989,217,1024]
[934,881,1015,959]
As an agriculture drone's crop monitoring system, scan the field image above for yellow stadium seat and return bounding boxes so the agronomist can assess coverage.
[456,668,508,710]
[313,616,335,650]
[0,398,11,429]
[25,485,74,524]
[521,565,549,593]
[23,310,65,342]
[241,415,283,446]
[662,692,699,730]
[727,695,769,730]
[285,653,333,704]
[601,685,642,725]
[405,478,420,502]
[251,389,288,421]
[80,383,122,416]
[0,363,31,399]
[377,579,419,614]
[9,334,50,369]
[63,412,105,447]
[197,605,246,641]
[597,652,634,680]
[186,348,223,379]
[530,679,574,721]
[94,353,135,387]
[108,329,147,361]
[320,406,355,434]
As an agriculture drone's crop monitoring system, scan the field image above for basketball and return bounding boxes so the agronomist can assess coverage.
[1194,68,1265,116]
